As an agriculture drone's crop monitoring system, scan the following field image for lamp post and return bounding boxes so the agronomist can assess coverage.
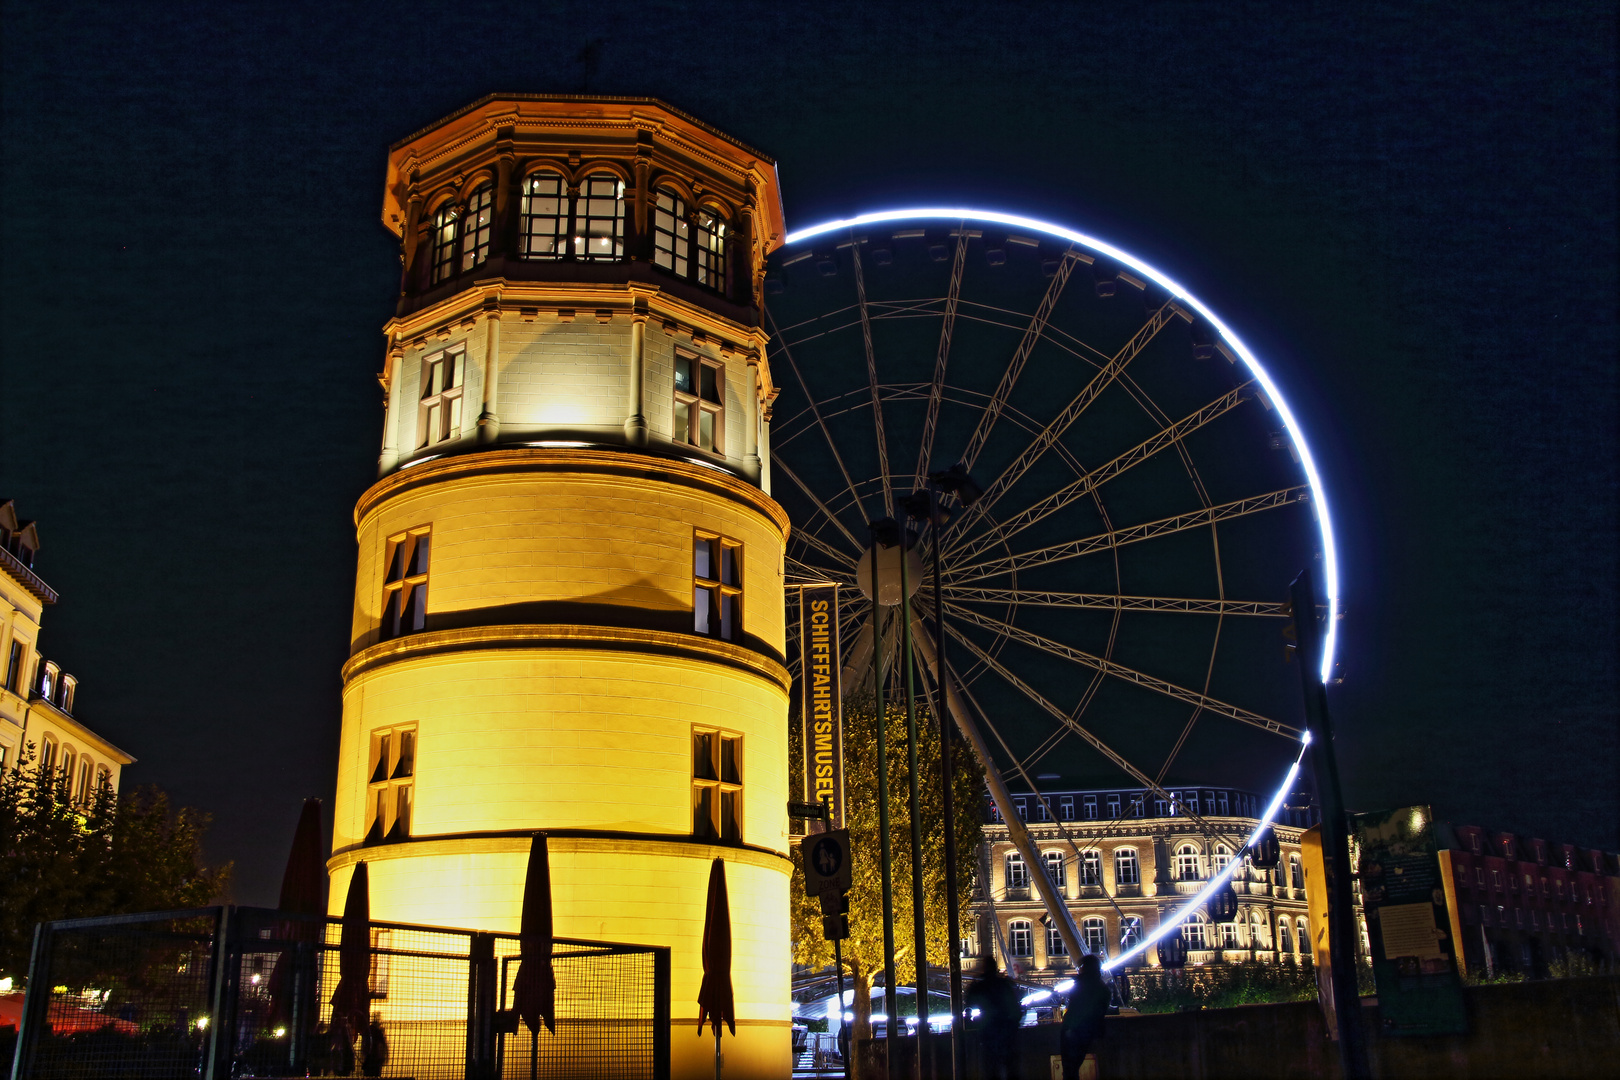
[896,518,929,1078]
[868,517,902,1079]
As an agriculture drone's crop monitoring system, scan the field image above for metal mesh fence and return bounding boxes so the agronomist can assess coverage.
[493,939,661,1080]
[15,909,221,1080]
[13,907,669,1080]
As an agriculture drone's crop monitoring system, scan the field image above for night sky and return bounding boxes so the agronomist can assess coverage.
[2,2,1613,905]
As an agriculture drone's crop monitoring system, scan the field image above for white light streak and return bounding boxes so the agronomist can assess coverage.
[782,207,1342,682]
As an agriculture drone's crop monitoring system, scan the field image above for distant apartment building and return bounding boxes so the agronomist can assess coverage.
[976,782,1319,979]
[0,500,133,795]
[1438,824,1619,977]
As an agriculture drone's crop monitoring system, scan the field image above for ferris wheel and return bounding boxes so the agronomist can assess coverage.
[766,208,1338,966]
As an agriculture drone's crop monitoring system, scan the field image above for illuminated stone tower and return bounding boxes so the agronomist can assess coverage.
[328,95,790,1077]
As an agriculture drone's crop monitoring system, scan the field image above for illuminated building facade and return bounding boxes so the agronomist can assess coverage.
[975,784,1317,979]
[327,96,791,1077]
[0,500,133,795]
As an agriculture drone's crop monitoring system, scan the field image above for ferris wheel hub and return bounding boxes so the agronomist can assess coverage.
[855,545,926,605]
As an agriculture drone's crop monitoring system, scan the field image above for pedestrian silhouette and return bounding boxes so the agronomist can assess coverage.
[1060,954,1111,1080]
[964,958,1022,1080]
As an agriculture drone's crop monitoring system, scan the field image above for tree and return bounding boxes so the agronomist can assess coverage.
[789,692,985,1062]
[0,743,232,980]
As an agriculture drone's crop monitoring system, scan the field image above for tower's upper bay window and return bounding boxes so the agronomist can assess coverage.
[520,171,567,259]
[694,207,727,290]
[575,173,625,261]
[654,188,690,278]
[460,183,493,272]
[431,202,461,284]
[654,187,731,295]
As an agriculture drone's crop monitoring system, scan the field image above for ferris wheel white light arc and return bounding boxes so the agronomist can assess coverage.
[781,207,1341,685]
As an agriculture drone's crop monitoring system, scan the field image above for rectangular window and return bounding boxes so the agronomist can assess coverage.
[673,353,725,453]
[366,725,417,842]
[1082,795,1096,820]
[1060,796,1074,820]
[1046,925,1067,959]
[1037,798,1050,821]
[460,184,493,272]
[1155,797,1169,817]
[432,204,460,284]
[1044,852,1065,893]
[1005,852,1029,889]
[1082,918,1106,955]
[381,527,431,640]
[692,727,742,842]
[653,190,689,278]
[1115,849,1139,886]
[1080,850,1101,887]
[4,641,21,693]
[1129,794,1143,818]
[1220,922,1240,948]
[520,172,567,259]
[1013,798,1027,821]
[694,209,727,290]
[1186,791,1200,815]
[418,348,467,448]
[692,532,742,641]
[575,175,625,261]
[1107,794,1121,818]
[1218,791,1230,815]
[1008,922,1032,958]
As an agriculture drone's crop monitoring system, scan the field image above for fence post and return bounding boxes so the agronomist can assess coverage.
[653,946,671,1080]
[466,932,497,1080]
[203,906,238,1080]
[11,921,55,1079]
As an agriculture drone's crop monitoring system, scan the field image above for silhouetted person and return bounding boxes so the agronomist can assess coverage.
[1061,954,1110,1080]
[360,1012,388,1077]
[965,959,1022,1080]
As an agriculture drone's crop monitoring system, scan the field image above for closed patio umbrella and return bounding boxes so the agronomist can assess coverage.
[696,858,734,1078]
[511,833,557,1078]
[329,862,371,1040]
[267,799,325,1065]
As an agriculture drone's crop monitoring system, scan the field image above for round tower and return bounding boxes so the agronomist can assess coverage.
[328,95,790,1077]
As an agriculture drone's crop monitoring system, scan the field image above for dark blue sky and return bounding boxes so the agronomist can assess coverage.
[2,1,1614,903]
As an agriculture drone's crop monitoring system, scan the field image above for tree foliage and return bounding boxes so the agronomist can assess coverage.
[0,745,231,980]
[789,692,985,1037]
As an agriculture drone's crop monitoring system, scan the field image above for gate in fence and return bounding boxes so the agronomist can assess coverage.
[9,906,670,1079]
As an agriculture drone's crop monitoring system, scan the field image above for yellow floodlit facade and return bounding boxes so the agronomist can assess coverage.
[328,95,791,1077]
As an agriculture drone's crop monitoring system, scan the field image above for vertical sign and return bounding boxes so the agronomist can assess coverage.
[798,584,844,829]
[1352,805,1468,1036]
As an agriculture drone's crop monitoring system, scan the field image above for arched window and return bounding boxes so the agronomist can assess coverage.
[1212,845,1232,876]
[575,173,625,261]
[1249,911,1268,949]
[1121,916,1143,950]
[653,188,690,278]
[1297,917,1312,954]
[60,748,75,785]
[520,171,567,259]
[40,734,58,774]
[96,765,111,791]
[1043,851,1065,893]
[75,757,93,805]
[459,183,494,272]
[1278,918,1294,953]
[1007,920,1032,957]
[1079,850,1101,887]
[1176,844,1202,881]
[1182,916,1206,949]
[1219,921,1240,948]
[1114,848,1139,886]
[1046,921,1067,958]
[695,206,727,289]
[1005,851,1028,890]
[1289,852,1303,889]
[431,202,461,284]
[1082,917,1106,955]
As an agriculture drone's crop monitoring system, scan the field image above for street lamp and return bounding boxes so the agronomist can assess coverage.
[867,516,902,1079]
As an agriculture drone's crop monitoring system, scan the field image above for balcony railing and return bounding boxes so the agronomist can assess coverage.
[0,545,57,604]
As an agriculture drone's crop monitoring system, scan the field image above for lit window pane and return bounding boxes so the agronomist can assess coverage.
[411,534,430,576]
[448,395,463,435]
[719,593,734,640]
[694,785,715,837]
[699,410,715,451]
[720,737,739,784]
[693,732,716,779]
[720,790,740,841]
[719,545,736,586]
[408,584,428,631]
[673,401,691,444]
[694,585,713,635]
[693,536,712,580]
[675,356,693,394]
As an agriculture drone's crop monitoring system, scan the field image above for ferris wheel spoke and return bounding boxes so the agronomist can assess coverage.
[945,587,1287,617]
[771,453,863,560]
[949,298,1181,546]
[945,602,1300,739]
[948,485,1310,584]
[786,553,847,584]
[914,229,969,490]
[849,236,894,519]
[767,308,872,525]
[945,623,1238,839]
[959,249,1084,474]
[954,381,1255,564]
